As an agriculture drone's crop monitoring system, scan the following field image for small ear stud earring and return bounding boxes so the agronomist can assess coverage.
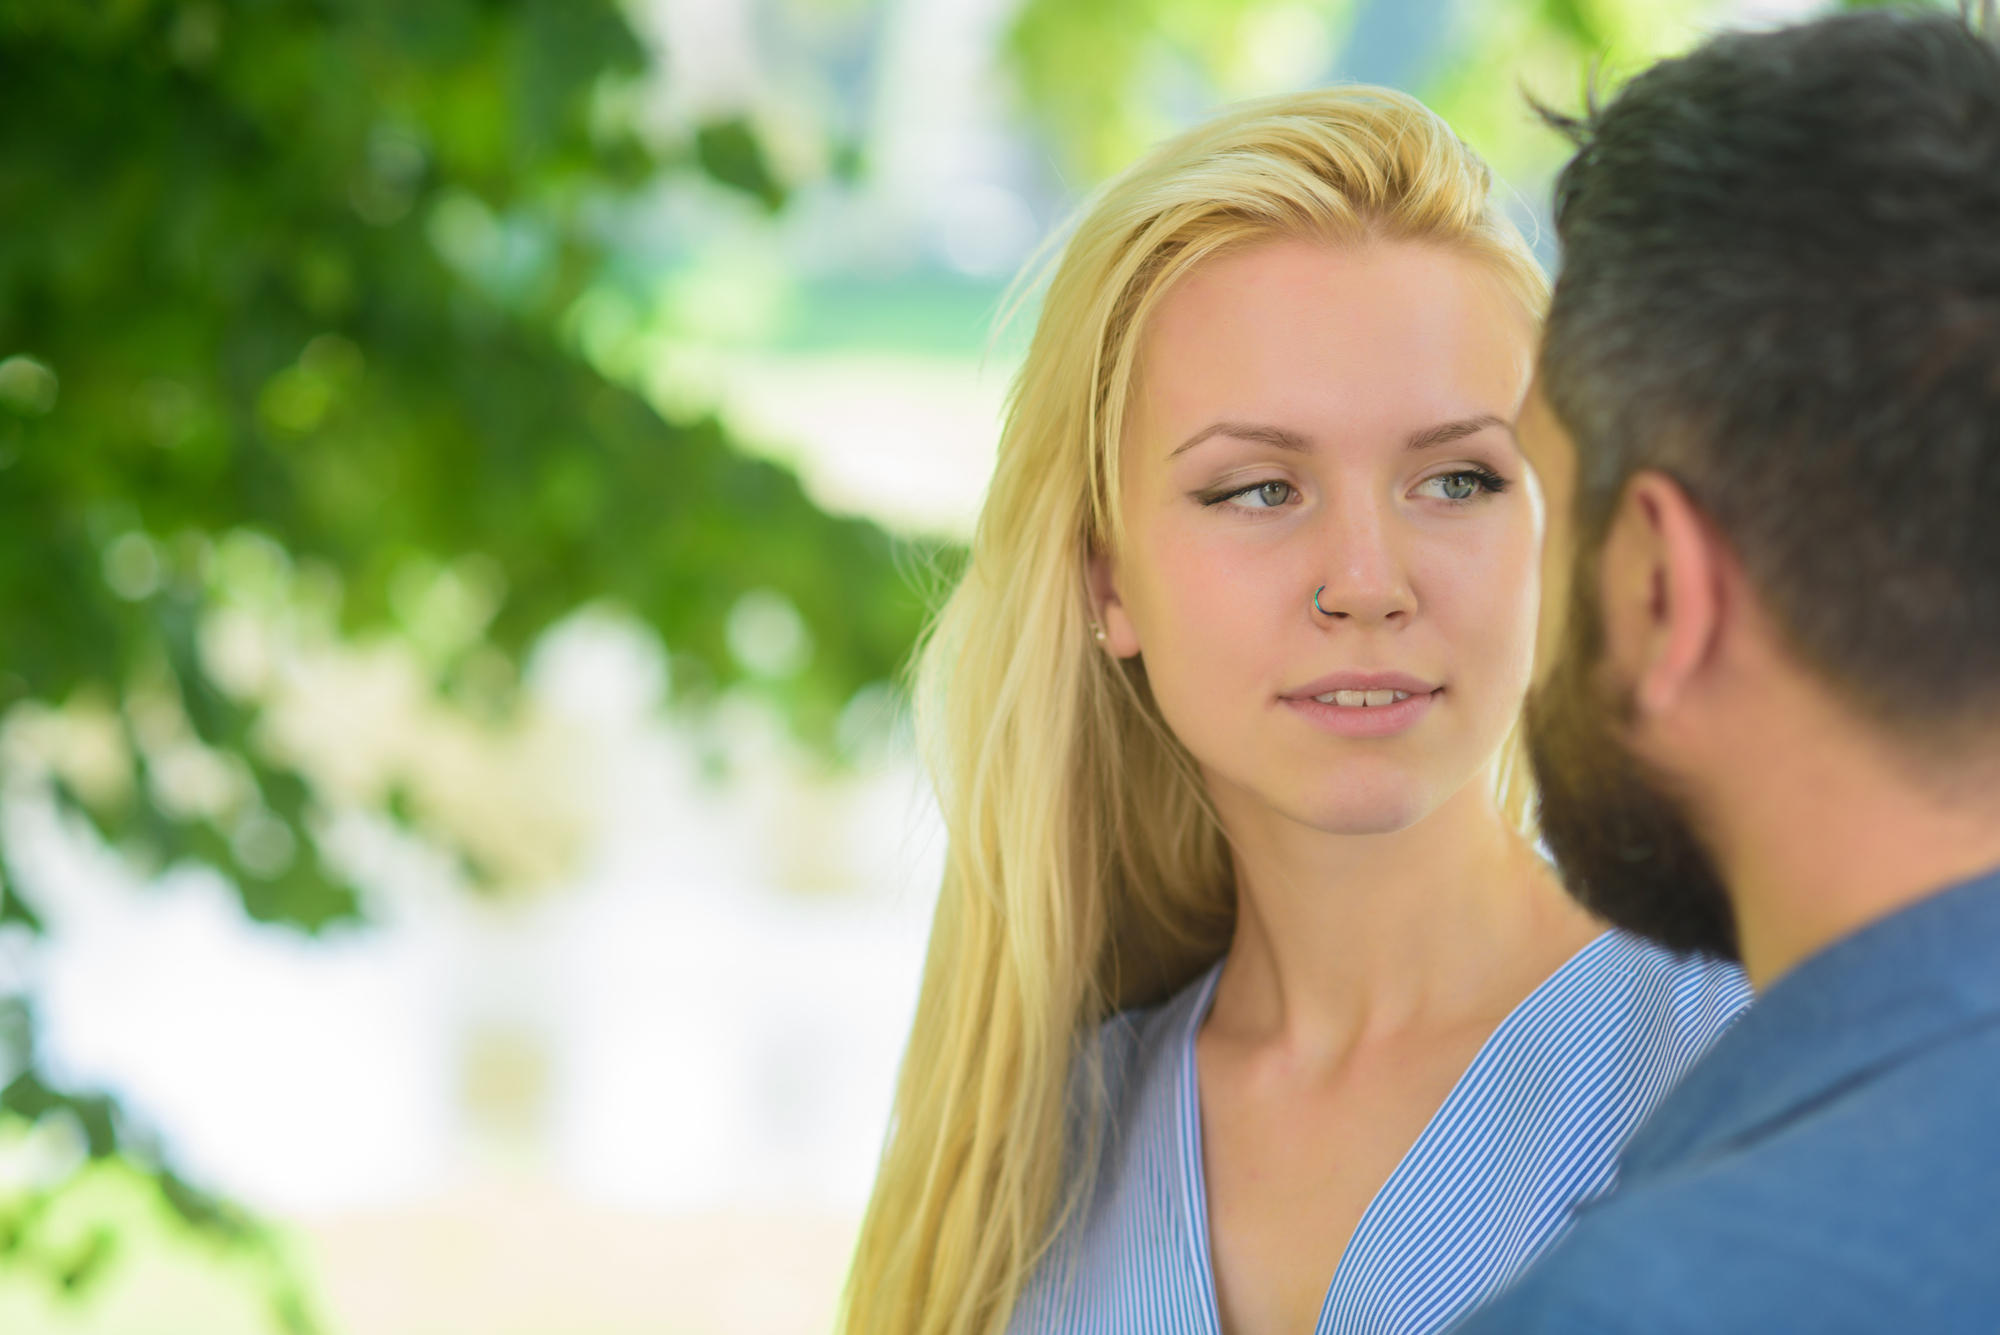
[1089,621,1107,642]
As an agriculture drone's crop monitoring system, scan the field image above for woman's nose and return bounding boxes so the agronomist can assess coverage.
[1312,494,1416,625]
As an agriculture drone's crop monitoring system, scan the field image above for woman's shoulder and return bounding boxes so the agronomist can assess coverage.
[1048,964,1222,1189]
[1573,929,1755,1056]
[1084,962,1218,1114]
[1025,964,1217,1312]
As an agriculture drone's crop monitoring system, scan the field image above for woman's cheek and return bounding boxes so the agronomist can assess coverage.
[1434,520,1541,702]
[1133,527,1281,729]
[1146,537,1250,668]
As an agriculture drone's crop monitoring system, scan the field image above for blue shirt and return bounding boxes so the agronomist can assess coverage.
[1009,932,1751,1335]
[1453,870,2000,1334]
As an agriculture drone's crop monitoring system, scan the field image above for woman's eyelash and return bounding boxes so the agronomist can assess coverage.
[1195,468,1510,508]
[1444,465,1509,495]
[1198,479,1293,507]
[1417,465,1511,503]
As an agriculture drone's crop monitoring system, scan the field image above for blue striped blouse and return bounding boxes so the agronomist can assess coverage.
[1007,931,1752,1335]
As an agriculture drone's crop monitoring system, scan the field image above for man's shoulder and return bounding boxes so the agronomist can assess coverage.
[1455,1016,2000,1333]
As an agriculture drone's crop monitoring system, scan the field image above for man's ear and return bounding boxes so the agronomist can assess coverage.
[1599,470,1726,719]
[1086,546,1142,658]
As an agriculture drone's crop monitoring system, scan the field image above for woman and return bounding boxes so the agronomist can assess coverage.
[841,89,1750,1335]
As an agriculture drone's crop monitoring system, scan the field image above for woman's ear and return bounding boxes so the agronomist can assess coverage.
[1087,547,1143,658]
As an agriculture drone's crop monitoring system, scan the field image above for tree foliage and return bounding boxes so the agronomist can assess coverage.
[0,0,929,921]
[0,0,929,1323]
[1005,0,1864,186]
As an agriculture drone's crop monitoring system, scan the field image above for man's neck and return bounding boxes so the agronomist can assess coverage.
[1697,702,2000,989]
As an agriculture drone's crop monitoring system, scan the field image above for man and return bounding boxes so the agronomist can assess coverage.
[1454,10,2000,1333]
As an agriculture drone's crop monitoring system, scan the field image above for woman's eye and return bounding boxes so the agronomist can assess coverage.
[1222,480,1295,509]
[1417,469,1506,503]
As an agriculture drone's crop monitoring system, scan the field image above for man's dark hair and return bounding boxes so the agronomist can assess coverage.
[1543,10,2000,739]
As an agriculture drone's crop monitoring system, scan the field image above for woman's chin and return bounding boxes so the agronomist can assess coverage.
[1203,755,1474,838]
[1288,783,1444,837]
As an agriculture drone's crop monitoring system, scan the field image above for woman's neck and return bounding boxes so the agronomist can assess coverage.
[1205,776,1599,1061]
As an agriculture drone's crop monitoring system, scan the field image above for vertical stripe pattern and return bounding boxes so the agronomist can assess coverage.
[1008,931,1751,1335]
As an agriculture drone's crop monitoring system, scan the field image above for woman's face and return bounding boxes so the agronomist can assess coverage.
[1096,238,1541,836]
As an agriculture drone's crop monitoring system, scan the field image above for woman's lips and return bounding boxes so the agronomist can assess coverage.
[1281,686,1441,738]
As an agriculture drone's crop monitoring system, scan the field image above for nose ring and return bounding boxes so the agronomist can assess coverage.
[1313,585,1334,617]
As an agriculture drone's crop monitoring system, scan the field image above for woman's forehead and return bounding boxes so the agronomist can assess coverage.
[1127,239,1535,463]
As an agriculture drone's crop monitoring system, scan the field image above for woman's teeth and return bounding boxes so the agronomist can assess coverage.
[1314,689,1412,707]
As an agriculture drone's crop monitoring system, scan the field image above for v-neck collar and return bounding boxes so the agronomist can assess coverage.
[1171,931,1625,1335]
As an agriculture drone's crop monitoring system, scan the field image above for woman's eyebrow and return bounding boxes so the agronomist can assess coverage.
[1406,414,1506,452]
[1168,421,1313,458]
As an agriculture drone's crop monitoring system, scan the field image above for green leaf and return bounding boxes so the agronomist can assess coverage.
[694,117,789,211]
[0,879,44,934]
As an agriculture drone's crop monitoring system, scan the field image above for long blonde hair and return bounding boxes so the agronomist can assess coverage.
[840,87,1548,1335]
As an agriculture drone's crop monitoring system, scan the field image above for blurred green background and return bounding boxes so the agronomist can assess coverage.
[0,0,1926,1331]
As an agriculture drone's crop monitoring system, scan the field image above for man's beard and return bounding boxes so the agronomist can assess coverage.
[1525,573,1741,961]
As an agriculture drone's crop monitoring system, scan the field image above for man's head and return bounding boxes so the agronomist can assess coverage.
[1526,11,2000,960]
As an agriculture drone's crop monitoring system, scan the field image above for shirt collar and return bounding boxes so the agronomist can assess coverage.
[1620,866,2000,1180]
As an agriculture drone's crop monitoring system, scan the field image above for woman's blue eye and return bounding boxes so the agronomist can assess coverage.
[1225,480,1294,509]
[1418,469,1506,503]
